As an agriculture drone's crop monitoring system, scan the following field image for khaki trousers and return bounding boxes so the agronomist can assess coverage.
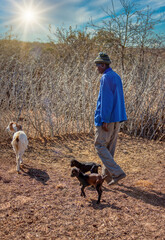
[94,122,125,183]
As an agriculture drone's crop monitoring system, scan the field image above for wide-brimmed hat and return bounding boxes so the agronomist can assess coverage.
[94,52,111,64]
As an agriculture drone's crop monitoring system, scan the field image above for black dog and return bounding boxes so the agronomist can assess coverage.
[70,159,101,174]
[71,167,107,204]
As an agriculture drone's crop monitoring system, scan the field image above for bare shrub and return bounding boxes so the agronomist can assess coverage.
[0,28,164,141]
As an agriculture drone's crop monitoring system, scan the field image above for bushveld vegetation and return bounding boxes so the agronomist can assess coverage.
[0,0,164,141]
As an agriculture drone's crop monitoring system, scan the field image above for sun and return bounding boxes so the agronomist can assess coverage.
[4,0,53,41]
[21,9,36,23]
[18,5,41,26]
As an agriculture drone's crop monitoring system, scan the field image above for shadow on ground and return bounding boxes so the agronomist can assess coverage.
[88,199,122,210]
[21,164,50,185]
[117,184,165,208]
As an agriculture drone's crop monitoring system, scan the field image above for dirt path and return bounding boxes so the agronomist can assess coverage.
[0,133,165,239]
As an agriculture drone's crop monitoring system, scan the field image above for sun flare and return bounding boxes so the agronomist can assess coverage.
[18,5,40,26]
[22,9,36,23]
[5,0,53,41]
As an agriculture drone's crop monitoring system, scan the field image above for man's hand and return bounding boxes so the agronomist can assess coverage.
[102,122,108,132]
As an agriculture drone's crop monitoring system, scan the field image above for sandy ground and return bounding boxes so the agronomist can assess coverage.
[0,133,165,240]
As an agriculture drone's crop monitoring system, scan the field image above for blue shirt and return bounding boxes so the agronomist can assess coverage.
[95,68,127,126]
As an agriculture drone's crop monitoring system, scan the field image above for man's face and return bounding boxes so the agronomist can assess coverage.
[96,63,106,74]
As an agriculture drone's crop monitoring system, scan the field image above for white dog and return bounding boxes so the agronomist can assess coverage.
[6,122,28,173]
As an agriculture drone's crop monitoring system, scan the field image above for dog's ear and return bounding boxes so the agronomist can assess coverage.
[9,122,14,131]
[77,168,80,172]
[73,167,80,173]
[70,159,75,166]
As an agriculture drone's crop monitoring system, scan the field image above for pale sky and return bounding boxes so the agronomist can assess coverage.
[0,0,164,42]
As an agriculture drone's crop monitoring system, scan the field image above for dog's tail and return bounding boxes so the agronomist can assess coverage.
[16,136,19,142]
[102,175,108,181]
[96,164,101,167]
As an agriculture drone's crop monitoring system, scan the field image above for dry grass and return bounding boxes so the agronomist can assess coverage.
[134,180,153,188]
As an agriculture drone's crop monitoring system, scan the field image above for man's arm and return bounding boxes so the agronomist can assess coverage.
[100,76,114,131]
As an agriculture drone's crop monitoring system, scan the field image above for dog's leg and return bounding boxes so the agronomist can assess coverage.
[19,153,24,168]
[16,155,21,173]
[96,184,102,204]
[81,186,86,197]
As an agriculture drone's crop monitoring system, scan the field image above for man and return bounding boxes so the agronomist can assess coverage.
[94,52,127,185]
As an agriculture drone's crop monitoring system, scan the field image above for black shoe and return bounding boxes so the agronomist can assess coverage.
[108,173,126,185]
